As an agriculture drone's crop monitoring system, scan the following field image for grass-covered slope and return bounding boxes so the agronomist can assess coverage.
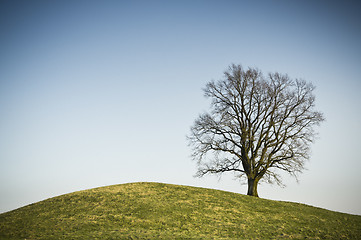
[0,182,360,239]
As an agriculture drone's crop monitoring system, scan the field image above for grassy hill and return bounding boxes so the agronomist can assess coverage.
[0,182,360,239]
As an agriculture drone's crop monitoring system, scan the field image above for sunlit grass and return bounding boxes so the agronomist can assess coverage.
[0,182,360,239]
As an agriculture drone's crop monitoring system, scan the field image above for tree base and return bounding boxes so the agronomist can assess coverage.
[247,178,259,197]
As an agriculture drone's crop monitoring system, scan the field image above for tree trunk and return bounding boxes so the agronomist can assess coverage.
[247,178,259,197]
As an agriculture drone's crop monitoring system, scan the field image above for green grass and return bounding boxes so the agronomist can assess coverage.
[0,182,360,239]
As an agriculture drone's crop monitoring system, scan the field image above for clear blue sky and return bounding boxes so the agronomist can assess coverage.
[1,0,361,215]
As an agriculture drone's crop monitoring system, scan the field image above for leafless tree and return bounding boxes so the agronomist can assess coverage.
[188,64,324,197]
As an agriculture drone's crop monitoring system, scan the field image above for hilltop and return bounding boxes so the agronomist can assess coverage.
[0,182,360,239]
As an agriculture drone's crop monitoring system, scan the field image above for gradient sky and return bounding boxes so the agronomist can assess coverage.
[1,0,361,215]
